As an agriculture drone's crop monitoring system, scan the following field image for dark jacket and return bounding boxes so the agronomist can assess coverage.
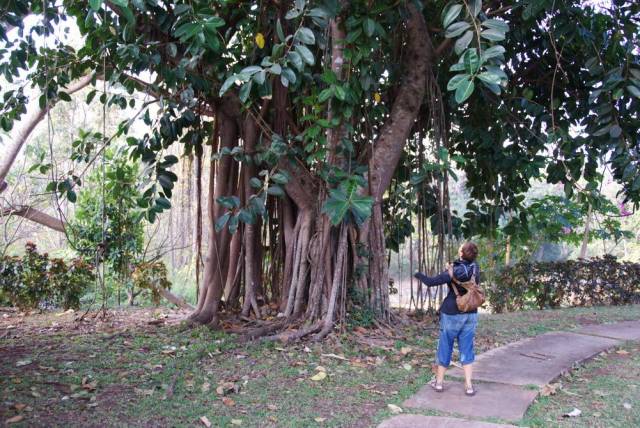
[413,259,480,315]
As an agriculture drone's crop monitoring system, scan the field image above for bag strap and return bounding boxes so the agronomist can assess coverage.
[447,264,461,297]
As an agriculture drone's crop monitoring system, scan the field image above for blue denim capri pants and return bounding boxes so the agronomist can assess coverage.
[436,312,478,367]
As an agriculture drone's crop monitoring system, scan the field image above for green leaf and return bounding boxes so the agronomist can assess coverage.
[350,195,374,225]
[271,172,290,184]
[238,208,256,225]
[285,8,301,20]
[626,85,640,99]
[67,190,77,203]
[173,4,191,14]
[215,212,231,232]
[219,74,237,96]
[480,28,506,41]
[269,63,282,75]
[482,45,505,60]
[296,45,315,65]
[89,0,102,11]
[318,87,334,103]
[253,70,266,85]
[447,74,469,91]
[450,61,466,72]
[239,81,253,103]
[250,177,263,189]
[445,21,471,38]
[463,48,480,73]
[481,19,509,33]
[296,27,315,45]
[217,196,240,209]
[308,7,329,19]
[156,197,171,209]
[593,124,611,137]
[287,51,303,71]
[442,4,463,29]
[477,71,501,86]
[622,162,635,181]
[58,91,71,102]
[364,18,375,37]
[455,78,475,104]
[334,85,346,101]
[267,185,285,196]
[471,0,482,17]
[282,67,297,85]
[455,30,473,55]
[240,66,262,75]
[609,125,622,139]
[322,188,350,225]
[276,19,285,42]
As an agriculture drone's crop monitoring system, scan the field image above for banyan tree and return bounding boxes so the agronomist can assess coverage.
[1,0,638,339]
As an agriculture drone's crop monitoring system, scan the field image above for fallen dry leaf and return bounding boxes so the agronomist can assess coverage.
[623,402,632,410]
[321,353,348,361]
[6,415,24,424]
[267,404,278,411]
[222,397,236,407]
[310,371,327,381]
[230,419,242,426]
[314,417,327,422]
[563,408,582,418]
[540,383,561,397]
[402,363,412,371]
[200,416,212,427]
[13,403,27,411]
[315,366,326,372]
[16,359,32,367]
[400,346,412,355]
[201,382,210,393]
[388,404,403,414]
[616,349,630,355]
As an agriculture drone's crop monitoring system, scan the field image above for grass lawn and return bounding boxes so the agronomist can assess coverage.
[523,341,640,427]
[1,304,639,427]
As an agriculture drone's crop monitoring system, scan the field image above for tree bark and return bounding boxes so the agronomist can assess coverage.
[0,205,66,232]
[190,109,238,326]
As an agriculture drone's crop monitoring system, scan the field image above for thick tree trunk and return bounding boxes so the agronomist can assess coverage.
[190,109,238,326]
[357,3,431,317]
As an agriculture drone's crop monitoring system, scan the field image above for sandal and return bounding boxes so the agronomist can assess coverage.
[429,380,444,393]
[464,384,476,396]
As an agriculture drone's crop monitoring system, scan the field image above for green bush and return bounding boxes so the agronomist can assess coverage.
[0,242,94,310]
[488,255,640,313]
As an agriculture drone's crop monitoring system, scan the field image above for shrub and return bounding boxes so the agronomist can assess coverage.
[132,261,171,305]
[487,255,640,313]
[0,243,94,310]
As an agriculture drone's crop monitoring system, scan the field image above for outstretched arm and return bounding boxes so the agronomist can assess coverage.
[413,271,451,287]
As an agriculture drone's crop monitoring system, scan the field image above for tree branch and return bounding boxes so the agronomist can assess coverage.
[0,205,66,232]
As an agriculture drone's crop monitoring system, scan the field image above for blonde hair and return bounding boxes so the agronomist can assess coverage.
[459,242,479,262]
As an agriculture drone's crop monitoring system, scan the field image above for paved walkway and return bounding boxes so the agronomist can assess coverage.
[377,319,640,427]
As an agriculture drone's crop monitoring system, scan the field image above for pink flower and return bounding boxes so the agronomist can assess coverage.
[618,202,632,217]
[562,226,572,234]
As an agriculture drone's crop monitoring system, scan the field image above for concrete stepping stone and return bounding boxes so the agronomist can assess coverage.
[378,414,516,428]
[403,380,537,422]
[449,331,619,386]
[575,320,640,341]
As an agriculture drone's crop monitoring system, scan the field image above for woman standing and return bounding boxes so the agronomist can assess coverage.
[414,241,480,396]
